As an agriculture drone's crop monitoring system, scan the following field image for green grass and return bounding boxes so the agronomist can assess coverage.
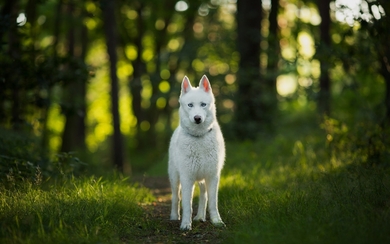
[218,122,390,243]
[0,175,155,243]
[1,114,390,243]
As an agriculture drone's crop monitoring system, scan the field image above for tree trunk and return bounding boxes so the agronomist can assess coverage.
[0,1,17,50]
[264,0,279,124]
[130,3,146,148]
[234,0,263,139]
[376,1,390,126]
[381,50,390,126]
[61,1,87,156]
[146,5,173,149]
[61,1,76,152]
[7,0,23,130]
[25,0,38,54]
[318,0,331,116]
[101,0,124,171]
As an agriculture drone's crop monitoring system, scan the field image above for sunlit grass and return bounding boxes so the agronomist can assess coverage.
[0,176,155,243]
[218,118,390,243]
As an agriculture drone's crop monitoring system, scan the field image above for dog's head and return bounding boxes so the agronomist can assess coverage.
[179,75,216,132]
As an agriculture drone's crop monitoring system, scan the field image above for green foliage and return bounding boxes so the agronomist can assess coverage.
[323,117,390,167]
[0,128,41,163]
[0,176,155,243]
[0,128,42,186]
[0,127,88,188]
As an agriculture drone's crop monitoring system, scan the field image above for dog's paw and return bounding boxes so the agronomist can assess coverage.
[211,218,226,228]
[193,215,206,222]
[180,221,192,231]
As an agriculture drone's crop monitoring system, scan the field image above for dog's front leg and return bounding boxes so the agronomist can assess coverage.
[169,171,181,220]
[207,176,225,227]
[180,179,195,230]
[193,181,207,222]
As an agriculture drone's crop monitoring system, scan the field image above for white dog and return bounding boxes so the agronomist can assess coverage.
[168,75,225,231]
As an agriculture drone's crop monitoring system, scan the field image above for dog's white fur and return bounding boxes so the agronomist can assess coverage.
[168,75,225,230]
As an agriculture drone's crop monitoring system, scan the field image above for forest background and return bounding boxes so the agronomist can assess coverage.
[1,0,389,184]
[1,0,390,243]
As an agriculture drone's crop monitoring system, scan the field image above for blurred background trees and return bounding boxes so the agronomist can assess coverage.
[0,0,389,174]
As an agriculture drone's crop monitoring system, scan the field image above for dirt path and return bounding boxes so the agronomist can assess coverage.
[133,176,225,243]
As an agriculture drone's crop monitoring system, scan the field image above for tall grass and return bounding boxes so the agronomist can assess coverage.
[0,176,155,243]
[218,117,390,243]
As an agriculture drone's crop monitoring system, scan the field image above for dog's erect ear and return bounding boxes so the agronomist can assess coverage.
[181,76,192,94]
[199,75,211,93]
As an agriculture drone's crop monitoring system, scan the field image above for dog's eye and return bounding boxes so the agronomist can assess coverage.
[201,102,207,107]
[188,103,193,108]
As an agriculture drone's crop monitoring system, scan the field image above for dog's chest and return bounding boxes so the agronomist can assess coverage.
[180,134,220,174]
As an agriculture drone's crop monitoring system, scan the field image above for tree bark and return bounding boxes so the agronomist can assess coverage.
[376,0,390,126]
[7,0,23,130]
[130,2,146,148]
[381,56,390,125]
[318,0,331,116]
[101,0,124,171]
[234,0,263,139]
[264,0,279,123]
[61,1,87,156]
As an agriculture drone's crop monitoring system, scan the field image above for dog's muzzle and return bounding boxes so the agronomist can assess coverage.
[194,115,202,124]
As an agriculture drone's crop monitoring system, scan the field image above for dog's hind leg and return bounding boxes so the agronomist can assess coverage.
[194,180,207,222]
[169,171,181,220]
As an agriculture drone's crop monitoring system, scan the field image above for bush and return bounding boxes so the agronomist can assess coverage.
[322,117,390,168]
[0,128,86,188]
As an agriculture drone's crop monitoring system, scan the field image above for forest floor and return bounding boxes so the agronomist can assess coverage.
[133,176,225,243]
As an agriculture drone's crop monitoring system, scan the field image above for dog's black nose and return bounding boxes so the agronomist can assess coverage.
[194,115,202,124]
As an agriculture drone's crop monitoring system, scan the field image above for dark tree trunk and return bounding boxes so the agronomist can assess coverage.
[0,1,17,122]
[61,1,76,153]
[264,0,279,123]
[381,49,390,126]
[376,1,390,126]
[268,0,279,71]
[7,0,23,130]
[318,0,331,116]
[25,0,38,49]
[0,1,17,49]
[130,3,146,148]
[25,0,37,23]
[52,0,63,57]
[78,8,88,146]
[101,0,124,171]
[152,2,175,148]
[146,2,174,149]
[234,0,263,139]
[164,5,197,138]
[61,1,87,155]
